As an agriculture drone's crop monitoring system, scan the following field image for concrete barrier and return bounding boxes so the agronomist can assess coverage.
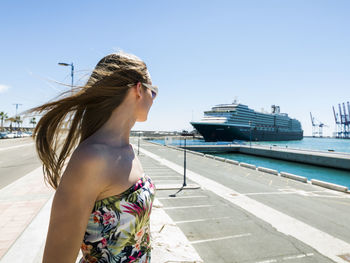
[214,156,226,162]
[204,154,215,159]
[280,172,308,183]
[311,179,348,193]
[147,140,165,147]
[189,151,204,156]
[239,145,350,171]
[257,167,279,175]
[239,162,256,170]
[225,159,239,165]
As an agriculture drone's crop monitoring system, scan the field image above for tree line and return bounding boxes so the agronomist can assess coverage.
[0,111,37,132]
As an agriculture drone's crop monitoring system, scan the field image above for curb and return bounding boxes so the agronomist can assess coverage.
[143,139,350,195]
[257,167,279,175]
[225,159,239,165]
[239,162,257,170]
[280,172,308,183]
[1,195,54,263]
[311,179,348,193]
[150,199,204,263]
[204,154,215,159]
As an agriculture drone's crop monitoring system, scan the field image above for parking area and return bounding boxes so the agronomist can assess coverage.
[136,147,337,263]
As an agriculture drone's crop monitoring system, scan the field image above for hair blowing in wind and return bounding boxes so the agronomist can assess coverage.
[23,52,151,190]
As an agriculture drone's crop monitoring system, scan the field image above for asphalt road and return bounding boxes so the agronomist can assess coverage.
[0,137,41,189]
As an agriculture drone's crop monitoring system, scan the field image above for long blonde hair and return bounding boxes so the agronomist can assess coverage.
[24,52,151,190]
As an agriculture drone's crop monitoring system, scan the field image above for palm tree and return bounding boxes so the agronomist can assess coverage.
[5,117,16,132]
[0,112,8,132]
[15,116,23,131]
[30,117,36,128]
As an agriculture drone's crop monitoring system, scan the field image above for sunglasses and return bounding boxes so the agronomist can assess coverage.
[142,83,158,99]
[128,82,158,99]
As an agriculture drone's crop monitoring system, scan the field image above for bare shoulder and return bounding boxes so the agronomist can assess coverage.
[42,143,112,262]
[71,141,110,165]
[57,143,110,198]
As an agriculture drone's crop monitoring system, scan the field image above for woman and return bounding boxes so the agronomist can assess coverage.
[24,51,158,262]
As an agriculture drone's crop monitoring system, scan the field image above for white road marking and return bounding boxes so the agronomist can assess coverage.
[244,191,299,196]
[190,233,251,244]
[157,195,208,200]
[149,176,181,178]
[163,205,214,210]
[283,253,314,260]
[0,143,34,152]
[244,191,350,199]
[136,145,350,263]
[256,253,314,263]
[153,179,185,182]
[256,259,276,263]
[175,216,231,224]
[311,195,350,199]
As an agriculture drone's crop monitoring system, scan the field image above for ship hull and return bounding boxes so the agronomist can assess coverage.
[191,122,303,142]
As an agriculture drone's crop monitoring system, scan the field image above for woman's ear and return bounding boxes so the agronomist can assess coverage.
[135,82,143,99]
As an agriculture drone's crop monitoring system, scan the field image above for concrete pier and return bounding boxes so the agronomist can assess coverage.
[135,139,350,263]
[177,144,350,170]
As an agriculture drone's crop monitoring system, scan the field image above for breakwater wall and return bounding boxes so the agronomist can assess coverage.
[146,140,349,194]
[177,144,350,171]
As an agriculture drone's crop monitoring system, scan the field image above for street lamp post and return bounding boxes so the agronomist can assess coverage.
[58,62,74,95]
[183,137,187,187]
[137,131,143,155]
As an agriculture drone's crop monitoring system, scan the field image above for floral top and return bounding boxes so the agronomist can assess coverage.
[79,174,156,263]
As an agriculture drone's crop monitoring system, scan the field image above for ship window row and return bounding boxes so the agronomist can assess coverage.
[206,114,300,129]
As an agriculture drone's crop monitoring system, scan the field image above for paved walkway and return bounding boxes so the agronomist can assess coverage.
[2,137,350,262]
[133,138,350,263]
[0,166,53,260]
[0,139,203,263]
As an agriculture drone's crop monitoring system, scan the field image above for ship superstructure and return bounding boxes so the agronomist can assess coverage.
[190,102,303,141]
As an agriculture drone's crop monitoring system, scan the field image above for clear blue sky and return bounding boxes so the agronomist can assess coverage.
[1,0,349,136]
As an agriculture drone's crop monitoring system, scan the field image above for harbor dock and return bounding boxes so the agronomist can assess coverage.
[1,137,350,263]
[176,143,350,170]
[134,138,350,262]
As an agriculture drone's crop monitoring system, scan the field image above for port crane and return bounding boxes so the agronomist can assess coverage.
[310,112,327,137]
[333,102,350,138]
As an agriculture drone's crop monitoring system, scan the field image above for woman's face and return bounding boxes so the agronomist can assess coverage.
[135,81,156,122]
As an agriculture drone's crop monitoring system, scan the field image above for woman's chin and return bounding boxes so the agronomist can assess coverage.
[136,116,147,122]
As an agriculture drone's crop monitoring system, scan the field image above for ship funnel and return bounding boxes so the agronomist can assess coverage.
[271,105,280,114]
[271,105,275,113]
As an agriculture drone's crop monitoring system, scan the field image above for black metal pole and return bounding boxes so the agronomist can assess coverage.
[138,132,140,155]
[183,137,187,187]
[71,63,74,96]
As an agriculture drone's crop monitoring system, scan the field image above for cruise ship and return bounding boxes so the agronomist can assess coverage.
[190,102,303,142]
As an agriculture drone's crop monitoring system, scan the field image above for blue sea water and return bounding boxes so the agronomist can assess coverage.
[150,137,350,189]
[256,137,350,154]
[215,153,350,189]
[152,137,350,153]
